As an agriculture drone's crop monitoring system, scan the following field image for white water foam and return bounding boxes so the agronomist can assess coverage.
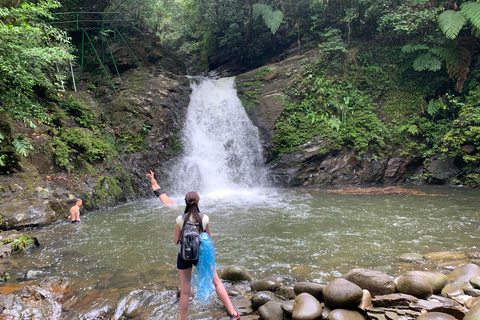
[170,77,267,195]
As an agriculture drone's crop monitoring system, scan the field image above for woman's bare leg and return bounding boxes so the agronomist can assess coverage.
[178,268,192,320]
[213,271,236,315]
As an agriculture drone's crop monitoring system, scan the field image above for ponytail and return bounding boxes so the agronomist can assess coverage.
[183,191,203,231]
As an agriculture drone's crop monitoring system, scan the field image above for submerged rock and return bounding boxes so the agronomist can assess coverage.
[250,278,281,292]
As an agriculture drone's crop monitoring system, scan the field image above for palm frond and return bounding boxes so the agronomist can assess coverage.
[438,10,467,39]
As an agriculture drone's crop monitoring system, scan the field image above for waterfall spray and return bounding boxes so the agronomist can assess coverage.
[171,77,266,194]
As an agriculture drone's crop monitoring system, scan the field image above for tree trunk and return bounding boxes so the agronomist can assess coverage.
[215,0,225,32]
[242,0,254,51]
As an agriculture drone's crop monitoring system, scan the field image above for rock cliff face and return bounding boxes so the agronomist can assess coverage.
[0,42,191,230]
[235,49,461,188]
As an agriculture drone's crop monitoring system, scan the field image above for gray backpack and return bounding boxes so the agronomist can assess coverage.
[179,213,204,260]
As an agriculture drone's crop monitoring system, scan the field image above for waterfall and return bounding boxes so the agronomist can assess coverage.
[170,77,266,194]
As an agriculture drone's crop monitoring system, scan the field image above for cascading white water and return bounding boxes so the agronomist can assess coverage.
[171,77,267,194]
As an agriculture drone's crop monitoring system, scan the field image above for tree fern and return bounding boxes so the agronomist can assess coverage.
[253,3,284,34]
[438,10,467,39]
[412,53,442,72]
[401,43,429,53]
[432,45,471,92]
[460,2,480,31]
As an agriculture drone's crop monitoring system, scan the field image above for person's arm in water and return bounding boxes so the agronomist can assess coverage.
[146,170,174,205]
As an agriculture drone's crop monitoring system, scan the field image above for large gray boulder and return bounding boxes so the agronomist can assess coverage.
[292,293,323,320]
[323,278,364,309]
[344,268,396,297]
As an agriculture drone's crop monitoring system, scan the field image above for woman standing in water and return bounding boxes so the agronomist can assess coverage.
[146,171,241,320]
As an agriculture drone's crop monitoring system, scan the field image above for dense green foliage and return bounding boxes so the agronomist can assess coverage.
[1,0,480,186]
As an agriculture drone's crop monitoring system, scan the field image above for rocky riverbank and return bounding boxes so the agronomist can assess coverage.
[0,250,479,319]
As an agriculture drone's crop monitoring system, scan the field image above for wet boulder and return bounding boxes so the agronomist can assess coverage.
[396,275,433,299]
[446,264,480,296]
[275,285,296,299]
[323,278,364,309]
[251,291,279,310]
[251,278,281,292]
[294,281,325,301]
[441,283,464,298]
[220,266,253,281]
[292,293,323,320]
[416,312,457,320]
[470,276,480,289]
[344,268,396,297]
[399,253,424,263]
[327,309,366,320]
[407,271,447,294]
[258,300,284,320]
[281,300,294,317]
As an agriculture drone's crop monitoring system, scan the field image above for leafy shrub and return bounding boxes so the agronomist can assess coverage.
[52,128,115,172]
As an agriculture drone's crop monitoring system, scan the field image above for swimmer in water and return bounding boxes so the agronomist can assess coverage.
[67,199,82,224]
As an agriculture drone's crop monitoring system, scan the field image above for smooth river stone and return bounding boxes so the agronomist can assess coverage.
[292,293,323,320]
[327,309,366,320]
[294,282,325,301]
[407,271,447,294]
[251,291,278,310]
[416,312,457,320]
[250,278,281,292]
[396,275,433,299]
[441,283,464,298]
[344,268,396,297]
[275,285,296,299]
[470,277,480,289]
[399,253,424,263]
[446,264,480,290]
[258,300,284,320]
[424,251,468,260]
[220,266,253,281]
[323,278,363,309]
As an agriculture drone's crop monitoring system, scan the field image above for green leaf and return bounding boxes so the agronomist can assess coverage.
[252,3,284,34]
[12,137,34,157]
[412,53,442,72]
[460,2,480,31]
[438,10,467,39]
[401,44,430,53]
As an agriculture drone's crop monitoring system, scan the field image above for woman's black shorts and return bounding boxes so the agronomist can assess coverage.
[177,254,198,270]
